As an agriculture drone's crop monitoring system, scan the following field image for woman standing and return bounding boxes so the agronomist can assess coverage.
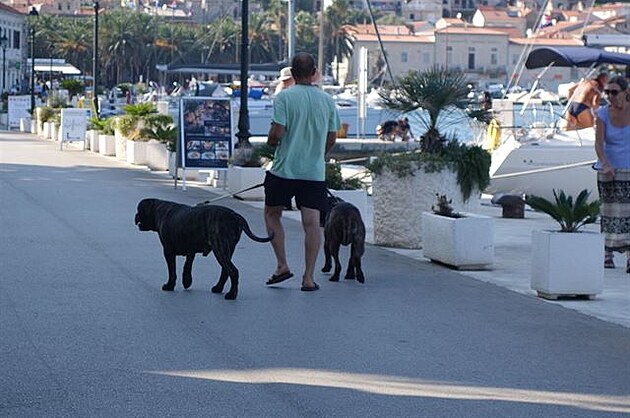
[594,75,630,273]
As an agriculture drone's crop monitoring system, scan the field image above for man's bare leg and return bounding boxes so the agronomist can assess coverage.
[264,205,290,276]
[300,207,321,288]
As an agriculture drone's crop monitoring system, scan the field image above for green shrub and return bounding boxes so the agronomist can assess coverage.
[325,161,363,190]
[367,141,490,201]
[525,189,600,233]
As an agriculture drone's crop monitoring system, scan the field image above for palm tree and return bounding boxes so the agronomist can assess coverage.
[248,12,276,63]
[55,19,92,74]
[325,0,355,83]
[378,66,487,153]
[294,11,318,57]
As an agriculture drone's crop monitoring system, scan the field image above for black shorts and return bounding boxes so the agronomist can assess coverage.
[264,172,327,211]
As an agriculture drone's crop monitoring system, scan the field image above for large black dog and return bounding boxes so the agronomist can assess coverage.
[321,201,366,283]
[135,198,273,300]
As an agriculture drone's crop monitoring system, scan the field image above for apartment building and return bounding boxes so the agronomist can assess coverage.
[0,3,26,94]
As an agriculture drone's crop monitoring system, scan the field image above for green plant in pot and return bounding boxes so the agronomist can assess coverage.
[526,189,603,300]
[233,143,275,168]
[367,65,491,248]
[525,189,600,233]
[139,114,177,151]
[326,161,363,190]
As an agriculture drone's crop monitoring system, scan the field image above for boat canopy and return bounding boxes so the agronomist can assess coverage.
[525,47,630,69]
[156,62,288,77]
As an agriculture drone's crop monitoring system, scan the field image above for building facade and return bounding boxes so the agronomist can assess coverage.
[0,3,26,94]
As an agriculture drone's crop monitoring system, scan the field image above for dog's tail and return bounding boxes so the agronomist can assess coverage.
[240,216,274,243]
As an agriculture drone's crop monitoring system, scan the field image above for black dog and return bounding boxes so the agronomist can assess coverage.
[135,198,273,300]
[321,201,366,283]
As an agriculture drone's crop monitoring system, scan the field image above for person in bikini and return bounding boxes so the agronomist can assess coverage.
[565,71,608,130]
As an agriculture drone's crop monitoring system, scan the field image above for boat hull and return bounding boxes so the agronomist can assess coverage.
[488,132,598,200]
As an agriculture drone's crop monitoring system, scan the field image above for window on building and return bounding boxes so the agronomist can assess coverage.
[468,47,475,70]
[410,13,415,19]
[58,3,62,10]
[13,30,19,49]
[401,51,408,63]
[491,47,497,66]
[447,46,453,66]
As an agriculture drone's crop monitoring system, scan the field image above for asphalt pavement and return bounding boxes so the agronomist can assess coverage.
[1,132,629,417]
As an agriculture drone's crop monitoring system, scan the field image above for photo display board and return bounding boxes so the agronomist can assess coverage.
[179,97,233,169]
[8,95,31,130]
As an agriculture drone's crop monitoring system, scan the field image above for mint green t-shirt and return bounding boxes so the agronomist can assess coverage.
[270,85,341,181]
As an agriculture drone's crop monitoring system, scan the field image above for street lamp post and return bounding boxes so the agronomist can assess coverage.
[29,7,38,114]
[233,0,251,164]
[0,34,8,94]
[93,1,99,116]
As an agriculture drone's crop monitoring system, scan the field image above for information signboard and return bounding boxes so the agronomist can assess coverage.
[8,95,31,130]
[179,97,233,170]
[60,108,88,147]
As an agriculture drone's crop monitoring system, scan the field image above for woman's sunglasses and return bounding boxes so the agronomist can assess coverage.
[604,89,621,96]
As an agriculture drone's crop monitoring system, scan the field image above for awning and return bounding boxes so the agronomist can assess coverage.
[156,62,289,77]
[33,63,82,75]
[525,46,630,69]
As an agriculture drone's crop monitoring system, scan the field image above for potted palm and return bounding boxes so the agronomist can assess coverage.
[139,114,177,171]
[526,189,603,300]
[114,103,158,162]
[422,194,494,270]
[97,117,116,156]
[368,66,491,249]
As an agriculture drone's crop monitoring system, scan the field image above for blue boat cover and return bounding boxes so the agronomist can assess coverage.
[525,46,630,68]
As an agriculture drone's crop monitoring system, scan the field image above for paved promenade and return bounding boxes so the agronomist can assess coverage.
[1,132,629,417]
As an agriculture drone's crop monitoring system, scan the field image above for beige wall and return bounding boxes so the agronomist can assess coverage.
[348,39,435,83]
[434,31,510,85]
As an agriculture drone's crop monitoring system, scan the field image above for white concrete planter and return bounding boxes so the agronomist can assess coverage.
[329,189,368,222]
[31,119,37,134]
[146,140,169,171]
[51,123,58,141]
[372,167,481,249]
[20,117,31,132]
[114,129,127,161]
[43,122,52,139]
[126,140,148,165]
[89,130,99,153]
[531,230,604,300]
[99,134,116,156]
[227,166,266,200]
[422,211,494,270]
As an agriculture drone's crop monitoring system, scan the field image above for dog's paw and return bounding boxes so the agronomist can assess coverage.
[321,264,332,273]
[183,276,192,289]
[329,275,340,282]
[162,283,175,291]
[211,284,224,294]
[356,273,365,284]
[224,291,237,300]
[344,272,356,280]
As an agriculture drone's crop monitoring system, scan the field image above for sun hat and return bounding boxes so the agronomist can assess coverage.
[278,67,293,81]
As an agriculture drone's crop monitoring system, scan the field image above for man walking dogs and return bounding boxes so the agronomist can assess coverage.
[263,52,341,292]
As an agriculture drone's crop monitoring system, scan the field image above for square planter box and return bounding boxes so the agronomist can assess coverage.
[329,189,368,222]
[99,134,116,156]
[146,140,169,171]
[89,130,99,153]
[114,130,127,161]
[422,211,494,270]
[227,166,266,200]
[126,140,148,165]
[531,230,603,300]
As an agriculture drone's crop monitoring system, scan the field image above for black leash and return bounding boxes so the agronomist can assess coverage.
[196,182,264,206]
